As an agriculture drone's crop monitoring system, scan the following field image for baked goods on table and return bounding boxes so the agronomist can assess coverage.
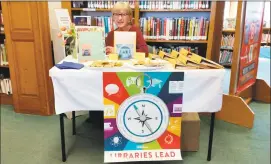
[90,61,123,68]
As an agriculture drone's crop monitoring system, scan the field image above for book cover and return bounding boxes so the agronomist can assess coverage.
[114,31,136,60]
[76,26,106,61]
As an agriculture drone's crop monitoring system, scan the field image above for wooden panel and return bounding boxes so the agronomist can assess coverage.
[253,79,271,103]
[2,1,54,115]
[206,1,225,61]
[13,42,39,96]
[9,2,32,30]
[216,94,254,128]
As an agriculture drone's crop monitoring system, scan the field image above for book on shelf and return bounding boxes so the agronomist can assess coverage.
[0,43,8,66]
[261,33,270,43]
[223,18,236,30]
[219,50,232,65]
[140,17,209,41]
[72,1,135,9]
[139,1,211,10]
[0,78,12,95]
[150,45,199,55]
[221,34,235,49]
[73,16,92,26]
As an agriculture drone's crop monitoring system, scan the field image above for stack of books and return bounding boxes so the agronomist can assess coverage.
[0,77,12,95]
[0,43,8,66]
[221,35,235,50]
[219,50,232,65]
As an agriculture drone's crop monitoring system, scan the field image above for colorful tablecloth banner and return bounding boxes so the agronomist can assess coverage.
[103,72,184,163]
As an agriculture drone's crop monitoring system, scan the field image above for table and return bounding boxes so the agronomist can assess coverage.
[49,56,225,162]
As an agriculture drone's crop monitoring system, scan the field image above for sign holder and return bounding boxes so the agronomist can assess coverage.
[216,1,271,128]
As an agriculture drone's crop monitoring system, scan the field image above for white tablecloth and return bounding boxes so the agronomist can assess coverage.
[49,56,225,114]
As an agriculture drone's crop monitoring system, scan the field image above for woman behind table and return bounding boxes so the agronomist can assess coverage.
[105,2,149,57]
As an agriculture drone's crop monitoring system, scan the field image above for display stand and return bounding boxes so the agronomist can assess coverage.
[216,1,271,129]
[50,9,71,64]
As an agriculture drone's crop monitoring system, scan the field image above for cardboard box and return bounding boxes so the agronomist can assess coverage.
[181,113,200,151]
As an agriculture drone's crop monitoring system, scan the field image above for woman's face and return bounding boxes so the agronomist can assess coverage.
[113,10,131,28]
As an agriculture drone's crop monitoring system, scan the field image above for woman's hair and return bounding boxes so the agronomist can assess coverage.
[111,2,132,16]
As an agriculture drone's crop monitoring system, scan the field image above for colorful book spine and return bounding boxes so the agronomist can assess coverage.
[219,50,232,65]
[221,35,235,49]
[139,0,211,9]
[140,17,209,40]
[72,1,135,9]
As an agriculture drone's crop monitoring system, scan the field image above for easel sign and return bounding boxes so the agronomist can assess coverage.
[54,9,71,30]
[217,2,270,129]
[235,2,265,94]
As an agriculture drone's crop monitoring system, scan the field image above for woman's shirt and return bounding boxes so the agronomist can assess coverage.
[105,25,149,56]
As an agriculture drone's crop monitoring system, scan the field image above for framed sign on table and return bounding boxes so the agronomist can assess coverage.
[103,72,184,163]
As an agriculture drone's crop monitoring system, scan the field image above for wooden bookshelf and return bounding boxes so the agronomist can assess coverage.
[62,1,225,60]
[263,27,271,31]
[0,93,13,105]
[145,39,208,43]
[222,29,235,33]
[0,65,9,68]
[140,9,211,12]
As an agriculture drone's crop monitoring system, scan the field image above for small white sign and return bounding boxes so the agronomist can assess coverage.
[173,104,182,113]
[169,81,184,94]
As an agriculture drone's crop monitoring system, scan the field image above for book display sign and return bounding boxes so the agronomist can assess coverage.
[103,72,184,163]
[236,2,265,94]
[114,32,136,60]
[76,26,106,61]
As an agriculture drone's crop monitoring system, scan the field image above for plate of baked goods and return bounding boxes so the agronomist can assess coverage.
[84,60,125,69]
[127,59,165,70]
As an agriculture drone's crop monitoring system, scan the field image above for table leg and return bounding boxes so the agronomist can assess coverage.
[72,111,76,135]
[60,114,67,162]
[207,113,215,161]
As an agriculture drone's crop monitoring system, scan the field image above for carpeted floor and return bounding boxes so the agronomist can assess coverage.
[1,101,270,164]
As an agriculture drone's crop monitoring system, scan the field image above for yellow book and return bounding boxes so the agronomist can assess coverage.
[158,51,166,59]
[134,52,146,61]
[108,53,119,60]
[170,50,179,59]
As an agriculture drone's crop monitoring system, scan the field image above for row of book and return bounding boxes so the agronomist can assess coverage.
[151,45,199,55]
[139,1,211,10]
[261,33,270,43]
[139,17,209,40]
[0,78,12,95]
[0,43,8,66]
[221,35,234,50]
[72,1,135,9]
[219,50,232,65]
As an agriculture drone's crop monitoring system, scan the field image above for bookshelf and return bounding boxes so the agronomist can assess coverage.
[0,1,13,105]
[61,1,224,60]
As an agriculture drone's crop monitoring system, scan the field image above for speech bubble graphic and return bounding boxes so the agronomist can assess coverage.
[105,84,119,96]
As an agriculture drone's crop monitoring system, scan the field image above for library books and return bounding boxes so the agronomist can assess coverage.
[72,1,135,9]
[74,16,92,26]
[140,17,209,40]
[221,35,235,49]
[219,50,232,65]
[0,43,8,66]
[0,78,12,95]
[150,45,199,55]
[139,1,210,10]
[261,33,270,43]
